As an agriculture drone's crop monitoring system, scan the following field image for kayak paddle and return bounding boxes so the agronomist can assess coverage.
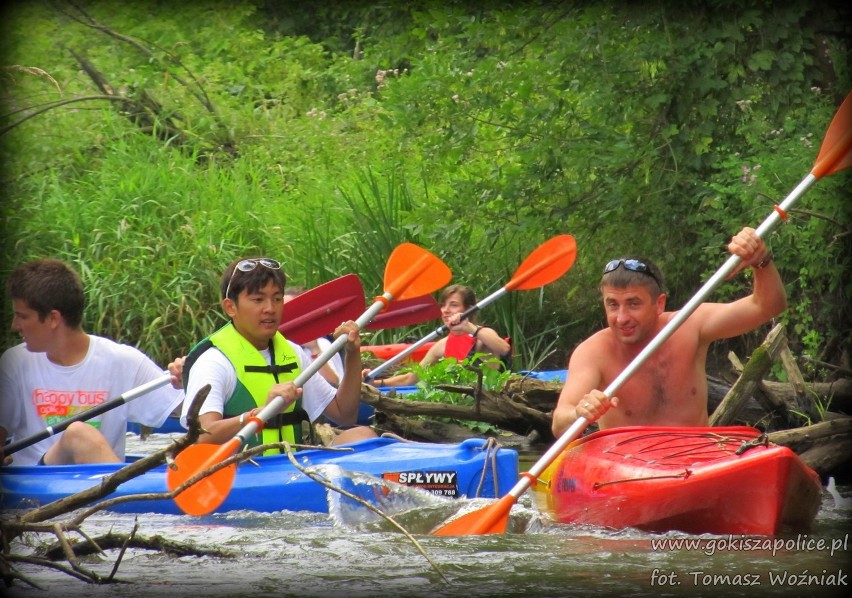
[365,234,577,382]
[432,91,852,536]
[167,243,452,516]
[280,276,442,344]
[2,373,172,457]
[278,274,366,344]
[365,294,441,330]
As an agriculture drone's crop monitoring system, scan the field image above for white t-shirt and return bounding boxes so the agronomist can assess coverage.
[0,336,184,466]
[179,339,337,428]
[314,336,344,378]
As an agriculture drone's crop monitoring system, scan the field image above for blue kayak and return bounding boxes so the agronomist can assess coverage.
[0,437,518,515]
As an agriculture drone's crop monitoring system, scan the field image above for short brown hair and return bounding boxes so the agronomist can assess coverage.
[7,259,86,328]
[600,257,665,297]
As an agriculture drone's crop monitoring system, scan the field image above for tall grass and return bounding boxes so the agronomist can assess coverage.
[1,129,280,364]
[1,121,575,372]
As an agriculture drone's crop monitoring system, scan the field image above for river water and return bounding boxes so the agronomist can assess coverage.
[4,433,850,598]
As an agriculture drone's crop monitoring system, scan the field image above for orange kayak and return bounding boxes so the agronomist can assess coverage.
[533,426,822,535]
[360,342,436,364]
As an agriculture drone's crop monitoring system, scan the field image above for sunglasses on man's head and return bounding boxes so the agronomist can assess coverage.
[603,258,662,288]
[224,258,281,300]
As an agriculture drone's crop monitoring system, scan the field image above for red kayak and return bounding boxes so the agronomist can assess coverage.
[361,342,436,364]
[533,426,822,535]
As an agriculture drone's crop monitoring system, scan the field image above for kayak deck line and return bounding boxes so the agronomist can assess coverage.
[533,425,823,536]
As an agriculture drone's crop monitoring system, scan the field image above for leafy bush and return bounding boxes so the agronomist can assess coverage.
[1,1,849,376]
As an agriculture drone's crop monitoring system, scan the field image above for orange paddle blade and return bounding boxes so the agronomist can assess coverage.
[811,92,852,178]
[431,494,516,536]
[383,243,452,300]
[505,234,577,291]
[166,442,238,516]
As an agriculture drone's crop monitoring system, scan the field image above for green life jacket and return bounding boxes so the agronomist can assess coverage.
[183,323,309,454]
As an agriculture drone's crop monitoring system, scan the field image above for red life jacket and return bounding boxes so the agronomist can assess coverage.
[445,332,477,360]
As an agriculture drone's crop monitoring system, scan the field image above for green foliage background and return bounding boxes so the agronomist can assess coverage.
[1,0,850,377]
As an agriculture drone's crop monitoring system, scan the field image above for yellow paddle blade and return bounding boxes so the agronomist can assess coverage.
[166,443,238,516]
[383,243,452,301]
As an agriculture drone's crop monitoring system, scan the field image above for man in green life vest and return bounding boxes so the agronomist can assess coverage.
[175,257,376,452]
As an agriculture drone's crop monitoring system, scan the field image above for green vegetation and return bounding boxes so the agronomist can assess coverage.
[1,1,849,377]
[381,353,513,434]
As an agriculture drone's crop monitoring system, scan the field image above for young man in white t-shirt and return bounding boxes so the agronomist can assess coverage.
[0,259,184,466]
[176,257,375,450]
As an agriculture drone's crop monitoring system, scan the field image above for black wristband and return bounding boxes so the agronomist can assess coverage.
[473,326,483,338]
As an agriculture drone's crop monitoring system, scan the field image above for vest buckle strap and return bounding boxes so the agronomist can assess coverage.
[244,363,297,375]
[267,408,310,429]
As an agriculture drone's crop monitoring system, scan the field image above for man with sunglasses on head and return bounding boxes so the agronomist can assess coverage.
[176,257,375,451]
[551,226,786,437]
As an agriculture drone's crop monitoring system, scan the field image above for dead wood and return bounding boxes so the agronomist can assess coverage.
[768,417,852,478]
[362,380,554,440]
[70,48,191,146]
[43,531,235,560]
[762,378,852,414]
[56,0,219,116]
[709,324,789,426]
[767,416,852,453]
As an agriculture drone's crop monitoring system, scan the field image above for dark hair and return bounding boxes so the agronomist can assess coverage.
[600,257,665,297]
[221,257,286,302]
[283,286,307,297]
[7,259,86,328]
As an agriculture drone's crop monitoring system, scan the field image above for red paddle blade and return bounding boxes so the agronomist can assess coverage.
[505,235,577,292]
[811,92,852,178]
[383,243,452,301]
[365,294,441,330]
[431,494,516,535]
[166,442,239,516]
[278,274,366,344]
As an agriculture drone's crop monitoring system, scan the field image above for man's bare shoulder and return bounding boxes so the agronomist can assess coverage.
[661,304,724,331]
[569,329,616,362]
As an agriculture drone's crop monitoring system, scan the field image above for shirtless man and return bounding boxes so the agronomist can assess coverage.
[551,226,786,436]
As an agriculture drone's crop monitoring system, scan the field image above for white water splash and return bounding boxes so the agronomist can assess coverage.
[827,476,852,510]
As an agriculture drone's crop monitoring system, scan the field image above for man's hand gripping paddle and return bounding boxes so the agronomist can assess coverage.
[432,92,852,536]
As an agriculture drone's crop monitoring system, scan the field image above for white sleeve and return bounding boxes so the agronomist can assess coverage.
[315,337,344,377]
[290,341,336,422]
[124,352,185,428]
[180,349,236,428]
